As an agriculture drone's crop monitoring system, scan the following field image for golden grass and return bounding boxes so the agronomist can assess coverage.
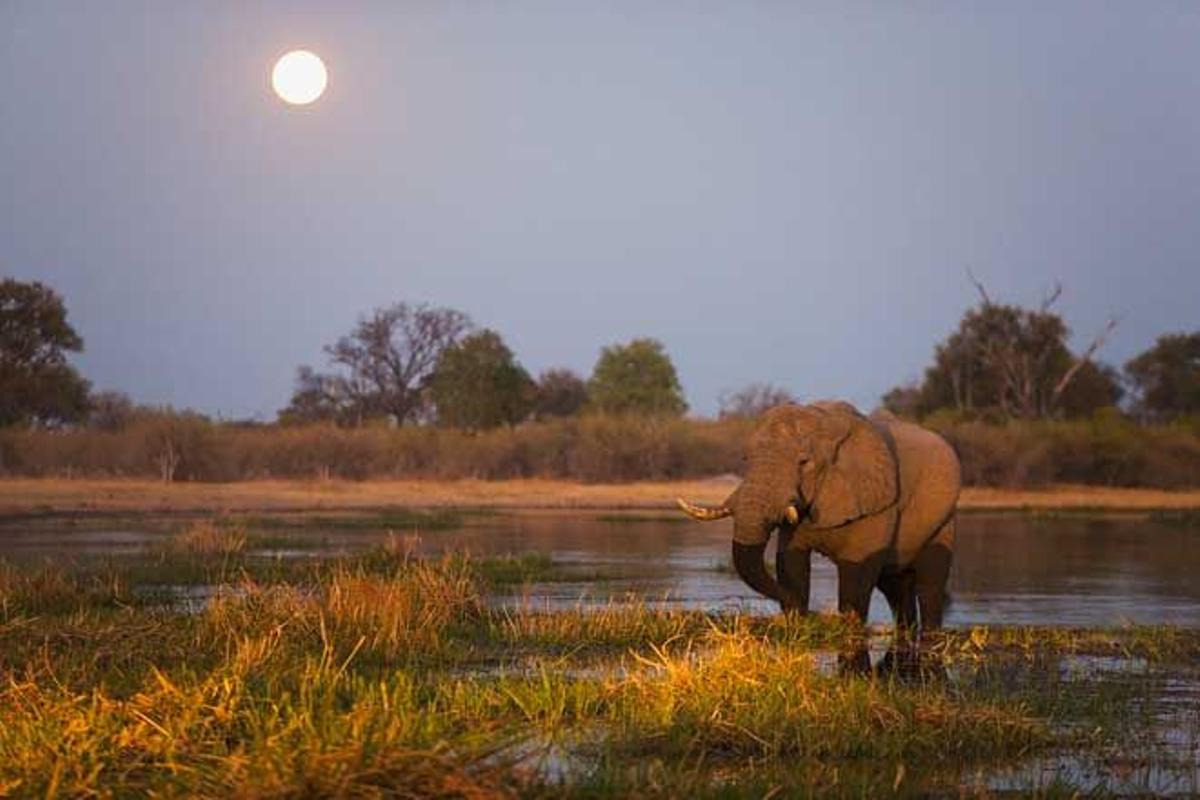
[2,477,1200,517]
[959,485,1200,511]
[0,564,1038,797]
[162,520,247,557]
[1,552,1195,796]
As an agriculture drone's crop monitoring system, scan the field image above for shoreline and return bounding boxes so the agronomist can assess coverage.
[0,478,1198,518]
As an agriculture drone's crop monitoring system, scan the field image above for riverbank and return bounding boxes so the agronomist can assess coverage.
[2,478,1199,517]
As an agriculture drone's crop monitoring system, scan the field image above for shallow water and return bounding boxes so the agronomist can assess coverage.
[419,512,1200,627]
[2,511,1198,627]
[3,509,1198,794]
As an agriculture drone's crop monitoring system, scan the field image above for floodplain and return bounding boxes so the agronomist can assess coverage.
[1,497,1198,796]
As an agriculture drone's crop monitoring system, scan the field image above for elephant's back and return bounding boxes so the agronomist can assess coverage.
[884,419,961,563]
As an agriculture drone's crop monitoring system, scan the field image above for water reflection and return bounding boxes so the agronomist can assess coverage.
[1,511,1197,628]
[405,512,1200,628]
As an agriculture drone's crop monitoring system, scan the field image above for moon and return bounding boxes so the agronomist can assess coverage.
[271,50,328,106]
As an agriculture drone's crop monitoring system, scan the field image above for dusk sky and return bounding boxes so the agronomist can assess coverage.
[3,2,1198,420]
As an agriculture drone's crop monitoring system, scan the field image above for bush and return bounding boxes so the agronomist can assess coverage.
[1,412,1196,488]
[926,411,1200,489]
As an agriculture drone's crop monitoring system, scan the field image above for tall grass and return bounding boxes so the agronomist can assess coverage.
[0,553,1195,796]
[3,410,1198,487]
[0,415,751,483]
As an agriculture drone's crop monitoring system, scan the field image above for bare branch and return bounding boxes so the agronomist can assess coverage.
[966,268,992,306]
[1039,281,1063,312]
[1050,316,1120,406]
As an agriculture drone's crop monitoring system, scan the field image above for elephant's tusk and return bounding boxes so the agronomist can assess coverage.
[784,505,800,525]
[675,497,732,521]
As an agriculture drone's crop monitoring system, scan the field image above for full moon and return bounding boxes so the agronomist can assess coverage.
[271,50,327,105]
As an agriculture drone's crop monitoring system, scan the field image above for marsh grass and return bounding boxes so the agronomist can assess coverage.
[161,519,248,557]
[0,551,1195,796]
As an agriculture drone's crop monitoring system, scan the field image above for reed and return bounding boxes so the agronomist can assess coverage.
[0,550,1192,796]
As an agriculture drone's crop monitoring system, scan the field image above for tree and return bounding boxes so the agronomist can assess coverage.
[587,338,687,416]
[428,330,535,429]
[533,368,588,420]
[0,279,91,427]
[1125,332,1200,421]
[880,384,924,419]
[280,302,473,426]
[882,281,1119,420]
[1056,361,1124,418]
[278,366,351,426]
[718,382,796,419]
[87,390,139,431]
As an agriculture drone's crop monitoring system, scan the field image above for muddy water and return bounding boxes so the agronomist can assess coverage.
[3,511,1197,628]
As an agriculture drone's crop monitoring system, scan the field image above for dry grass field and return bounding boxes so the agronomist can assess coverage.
[1,477,1199,517]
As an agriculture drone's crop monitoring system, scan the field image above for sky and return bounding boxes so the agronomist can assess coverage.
[2,2,1198,420]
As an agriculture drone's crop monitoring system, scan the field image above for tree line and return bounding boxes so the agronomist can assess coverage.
[2,276,1198,437]
[277,303,689,429]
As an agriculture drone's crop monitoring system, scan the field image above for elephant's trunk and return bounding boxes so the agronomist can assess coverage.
[732,541,781,601]
[729,464,796,602]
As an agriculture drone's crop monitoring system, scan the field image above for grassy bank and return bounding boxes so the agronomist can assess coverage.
[2,477,1200,520]
[1,540,1196,797]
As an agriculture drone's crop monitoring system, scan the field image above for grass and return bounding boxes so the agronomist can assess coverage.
[4,478,1200,521]
[0,545,1197,797]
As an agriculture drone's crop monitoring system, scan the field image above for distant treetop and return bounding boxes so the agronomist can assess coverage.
[0,278,90,427]
[881,282,1120,421]
[280,302,472,426]
[1125,331,1200,421]
[586,338,687,417]
[429,329,535,430]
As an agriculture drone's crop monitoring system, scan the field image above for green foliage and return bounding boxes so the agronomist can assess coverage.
[1057,360,1124,418]
[586,337,688,417]
[1125,331,1200,421]
[85,390,138,431]
[0,278,91,427]
[428,329,535,429]
[532,368,588,420]
[885,293,1121,420]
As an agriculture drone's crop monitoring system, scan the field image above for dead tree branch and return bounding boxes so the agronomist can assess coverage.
[1040,281,1063,312]
[1051,316,1120,406]
[966,268,992,306]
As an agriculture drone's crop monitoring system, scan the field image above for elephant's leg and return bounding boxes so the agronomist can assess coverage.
[776,545,811,614]
[914,517,955,632]
[836,555,882,623]
[877,569,917,632]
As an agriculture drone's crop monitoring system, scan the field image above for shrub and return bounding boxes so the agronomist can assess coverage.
[0,412,1196,488]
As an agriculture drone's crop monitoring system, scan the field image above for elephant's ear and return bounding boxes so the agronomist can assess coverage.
[801,406,898,529]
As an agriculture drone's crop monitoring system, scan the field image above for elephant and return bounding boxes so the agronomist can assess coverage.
[677,401,960,634]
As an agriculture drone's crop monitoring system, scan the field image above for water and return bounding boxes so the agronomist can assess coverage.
[1,511,1197,628]
[2,509,1197,793]
[416,512,1200,628]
